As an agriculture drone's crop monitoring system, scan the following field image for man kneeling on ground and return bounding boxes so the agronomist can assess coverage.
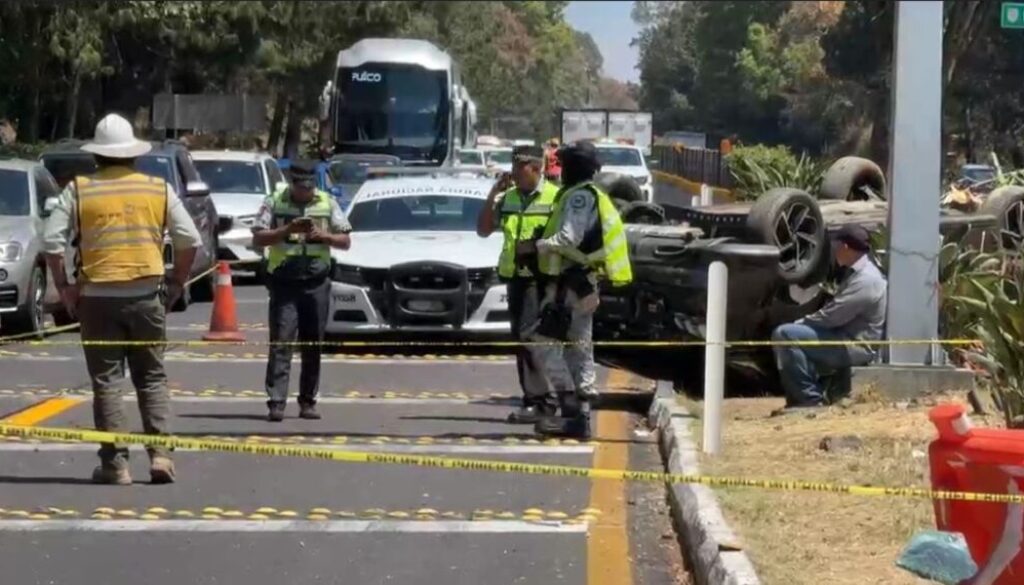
[771,224,887,409]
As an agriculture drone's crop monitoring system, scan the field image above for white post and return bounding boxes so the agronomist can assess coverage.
[700,184,713,206]
[703,261,728,455]
[691,194,701,207]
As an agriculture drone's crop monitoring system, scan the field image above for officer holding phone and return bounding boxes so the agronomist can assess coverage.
[252,159,352,422]
[477,145,560,424]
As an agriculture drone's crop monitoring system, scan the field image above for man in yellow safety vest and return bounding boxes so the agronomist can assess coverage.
[477,145,560,423]
[43,113,202,485]
[252,160,352,422]
[526,141,632,439]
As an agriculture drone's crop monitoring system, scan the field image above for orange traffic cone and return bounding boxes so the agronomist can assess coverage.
[203,261,246,342]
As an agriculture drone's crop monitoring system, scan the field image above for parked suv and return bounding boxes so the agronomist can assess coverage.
[38,139,220,311]
[0,158,73,334]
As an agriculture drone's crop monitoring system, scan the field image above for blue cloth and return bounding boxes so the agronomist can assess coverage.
[895,530,977,585]
[772,323,861,405]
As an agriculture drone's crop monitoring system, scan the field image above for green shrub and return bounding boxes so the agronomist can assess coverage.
[725,144,825,201]
[0,142,48,160]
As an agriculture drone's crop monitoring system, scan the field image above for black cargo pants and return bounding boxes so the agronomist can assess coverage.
[265,276,330,407]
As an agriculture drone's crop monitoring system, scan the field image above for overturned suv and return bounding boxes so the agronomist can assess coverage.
[593,157,1023,394]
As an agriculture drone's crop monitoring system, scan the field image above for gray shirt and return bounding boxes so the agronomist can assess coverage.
[43,170,202,296]
[798,255,887,342]
[535,184,599,268]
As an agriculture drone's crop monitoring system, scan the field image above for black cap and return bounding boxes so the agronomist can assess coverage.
[558,141,599,166]
[289,159,317,182]
[512,145,545,164]
[832,224,871,252]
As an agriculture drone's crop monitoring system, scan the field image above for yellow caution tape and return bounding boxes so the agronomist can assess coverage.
[0,338,984,349]
[1,423,1020,504]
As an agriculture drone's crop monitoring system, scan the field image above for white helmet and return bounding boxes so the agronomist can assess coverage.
[81,114,152,159]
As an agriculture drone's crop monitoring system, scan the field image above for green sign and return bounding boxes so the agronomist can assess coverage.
[1003,2,1024,28]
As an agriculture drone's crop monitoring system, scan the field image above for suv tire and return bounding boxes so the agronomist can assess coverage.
[747,188,827,286]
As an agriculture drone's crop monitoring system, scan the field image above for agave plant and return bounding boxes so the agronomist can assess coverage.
[951,251,1024,428]
[726,145,826,201]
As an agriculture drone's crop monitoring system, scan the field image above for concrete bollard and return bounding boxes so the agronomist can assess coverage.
[703,261,728,455]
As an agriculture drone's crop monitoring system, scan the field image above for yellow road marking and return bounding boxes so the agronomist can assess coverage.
[0,397,82,426]
[587,369,634,585]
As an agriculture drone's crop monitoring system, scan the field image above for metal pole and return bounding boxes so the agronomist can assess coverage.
[885,1,943,365]
[703,261,728,456]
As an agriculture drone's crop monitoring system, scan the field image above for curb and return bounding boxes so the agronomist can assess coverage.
[648,381,762,585]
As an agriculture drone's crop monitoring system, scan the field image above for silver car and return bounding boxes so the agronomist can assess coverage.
[192,150,287,272]
[0,159,71,334]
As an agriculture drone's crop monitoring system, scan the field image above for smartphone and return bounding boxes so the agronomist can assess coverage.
[292,217,314,231]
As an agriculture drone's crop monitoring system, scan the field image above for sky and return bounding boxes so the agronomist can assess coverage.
[565,1,641,84]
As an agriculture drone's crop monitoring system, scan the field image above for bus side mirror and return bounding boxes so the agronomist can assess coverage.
[318,81,333,121]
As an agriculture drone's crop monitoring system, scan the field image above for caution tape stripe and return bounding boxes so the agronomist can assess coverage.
[0,424,1019,504]
[0,505,600,523]
[0,338,985,348]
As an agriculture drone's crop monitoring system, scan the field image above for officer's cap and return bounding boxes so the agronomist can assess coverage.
[557,141,600,170]
[512,145,545,164]
[289,159,318,183]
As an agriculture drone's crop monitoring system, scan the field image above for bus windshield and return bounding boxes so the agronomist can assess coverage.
[335,64,449,165]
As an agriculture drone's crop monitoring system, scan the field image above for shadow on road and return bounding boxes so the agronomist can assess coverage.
[0,475,94,486]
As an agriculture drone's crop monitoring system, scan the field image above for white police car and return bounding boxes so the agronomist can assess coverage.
[326,170,509,333]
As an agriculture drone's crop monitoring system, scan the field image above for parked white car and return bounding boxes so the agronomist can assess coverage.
[326,172,508,334]
[0,159,72,334]
[192,150,288,272]
[480,147,513,175]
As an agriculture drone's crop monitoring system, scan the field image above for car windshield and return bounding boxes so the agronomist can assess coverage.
[458,151,484,166]
[348,195,485,232]
[135,156,175,186]
[596,147,643,166]
[194,160,266,194]
[486,150,512,165]
[0,169,30,216]
[963,166,996,183]
[328,159,399,184]
[40,153,175,190]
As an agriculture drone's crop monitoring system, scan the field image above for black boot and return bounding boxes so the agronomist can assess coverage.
[535,411,591,439]
[508,404,555,424]
[267,402,286,422]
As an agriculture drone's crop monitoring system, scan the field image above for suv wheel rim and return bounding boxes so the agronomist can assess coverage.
[1001,200,1024,249]
[772,202,819,275]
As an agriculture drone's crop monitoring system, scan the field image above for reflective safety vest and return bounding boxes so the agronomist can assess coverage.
[497,181,559,279]
[76,167,168,283]
[537,182,633,287]
[265,187,333,274]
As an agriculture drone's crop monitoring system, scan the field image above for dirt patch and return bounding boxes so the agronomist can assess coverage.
[679,393,999,585]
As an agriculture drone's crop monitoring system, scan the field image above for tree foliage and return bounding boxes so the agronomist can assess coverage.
[0,0,598,154]
[635,0,1022,170]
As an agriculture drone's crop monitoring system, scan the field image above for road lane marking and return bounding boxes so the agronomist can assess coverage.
[0,397,83,426]
[0,506,600,523]
[0,354,515,365]
[1,389,519,403]
[587,370,635,585]
[0,519,589,533]
[0,442,594,454]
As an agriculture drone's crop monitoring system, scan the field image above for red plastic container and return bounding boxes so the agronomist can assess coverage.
[929,403,1024,584]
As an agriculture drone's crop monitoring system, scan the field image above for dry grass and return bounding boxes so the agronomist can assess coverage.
[678,392,1000,585]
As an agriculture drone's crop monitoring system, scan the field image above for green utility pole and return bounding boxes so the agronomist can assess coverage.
[1002,2,1024,29]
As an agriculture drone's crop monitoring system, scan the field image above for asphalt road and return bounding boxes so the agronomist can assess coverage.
[0,282,688,585]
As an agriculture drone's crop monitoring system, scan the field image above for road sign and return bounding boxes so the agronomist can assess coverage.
[1002,3,1024,29]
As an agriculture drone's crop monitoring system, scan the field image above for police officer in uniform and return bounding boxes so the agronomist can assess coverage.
[252,160,352,422]
[477,145,560,423]
[526,141,632,438]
